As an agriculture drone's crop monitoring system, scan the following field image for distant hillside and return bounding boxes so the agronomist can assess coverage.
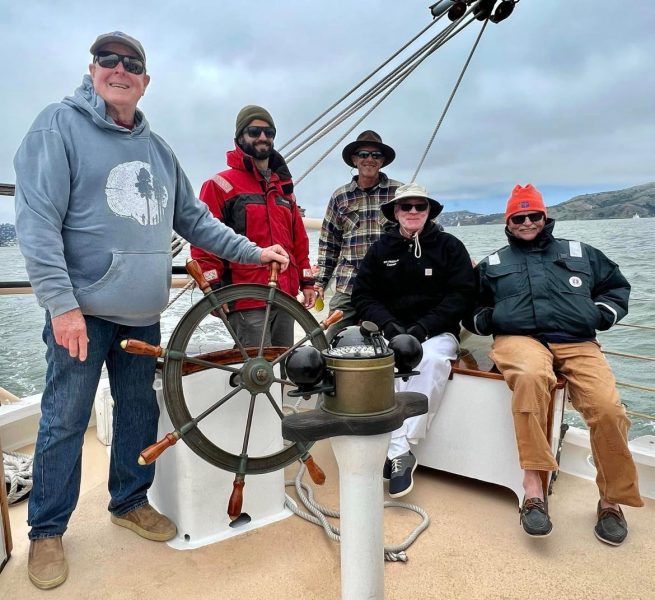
[439,182,655,226]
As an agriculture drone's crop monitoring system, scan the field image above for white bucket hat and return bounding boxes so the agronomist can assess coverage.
[381,183,443,222]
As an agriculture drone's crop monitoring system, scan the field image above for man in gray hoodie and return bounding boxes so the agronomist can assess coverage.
[14,31,289,590]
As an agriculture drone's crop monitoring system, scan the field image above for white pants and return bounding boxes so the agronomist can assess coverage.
[388,333,459,459]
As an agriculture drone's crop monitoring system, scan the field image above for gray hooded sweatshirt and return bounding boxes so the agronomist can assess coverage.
[14,75,262,326]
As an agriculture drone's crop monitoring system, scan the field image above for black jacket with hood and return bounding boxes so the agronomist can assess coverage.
[352,221,476,339]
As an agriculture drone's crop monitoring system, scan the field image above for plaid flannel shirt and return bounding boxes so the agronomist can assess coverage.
[316,173,403,295]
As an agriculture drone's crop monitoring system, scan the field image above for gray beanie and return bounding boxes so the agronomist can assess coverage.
[235,105,275,138]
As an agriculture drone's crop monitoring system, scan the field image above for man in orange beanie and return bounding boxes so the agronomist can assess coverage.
[464,183,642,544]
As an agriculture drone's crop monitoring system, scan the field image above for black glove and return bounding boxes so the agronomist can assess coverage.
[383,321,406,340]
[406,323,428,343]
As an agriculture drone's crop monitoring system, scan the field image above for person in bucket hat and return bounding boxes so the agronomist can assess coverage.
[314,130,402,341]
[352,183,476,497]
[464,183,643,543]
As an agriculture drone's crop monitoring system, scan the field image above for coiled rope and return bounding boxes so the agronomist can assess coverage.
[284,461,430,562]
[3,450,33,504]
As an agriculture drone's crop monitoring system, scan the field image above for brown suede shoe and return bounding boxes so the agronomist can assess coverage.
[28,536,68,590]
[110,503,177,541]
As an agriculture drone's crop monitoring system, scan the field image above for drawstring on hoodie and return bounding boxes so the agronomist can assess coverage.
[400,225,422,258]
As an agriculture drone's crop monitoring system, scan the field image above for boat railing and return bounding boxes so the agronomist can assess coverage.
[2,181,654,425]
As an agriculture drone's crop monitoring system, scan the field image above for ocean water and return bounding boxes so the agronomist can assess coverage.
[1,218,653,437]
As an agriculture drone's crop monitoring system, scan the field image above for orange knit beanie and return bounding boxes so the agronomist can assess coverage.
[504,184,546,222]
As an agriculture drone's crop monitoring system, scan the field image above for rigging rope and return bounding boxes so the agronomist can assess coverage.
[277,12,445,153]
[412,16,490,181]
[285,15,467,163]
[291,15,480,185]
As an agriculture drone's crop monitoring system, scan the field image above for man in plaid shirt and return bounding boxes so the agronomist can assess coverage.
[314,130,402,340]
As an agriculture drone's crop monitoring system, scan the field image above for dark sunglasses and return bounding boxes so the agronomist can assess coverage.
[244,126,276,139]
[509,212,545,225]
[398,202,429,212]
[354,150,385,160]
[95,51,145,75]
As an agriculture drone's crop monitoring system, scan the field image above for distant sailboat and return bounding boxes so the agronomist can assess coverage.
[633,213,641,219]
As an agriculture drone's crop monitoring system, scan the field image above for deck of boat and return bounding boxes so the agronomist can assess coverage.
[3,428,654,599]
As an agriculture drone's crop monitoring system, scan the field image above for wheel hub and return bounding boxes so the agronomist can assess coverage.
[240,357,275,393]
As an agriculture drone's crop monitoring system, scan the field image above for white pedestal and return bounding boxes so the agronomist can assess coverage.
[149,367,291,549]
[330,433,390,600]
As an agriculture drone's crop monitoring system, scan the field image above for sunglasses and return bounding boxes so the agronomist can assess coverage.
[398,202,429,213]
[95,51,145,75]
[244,126,276,139]
[509,212,545,225]
[354,150,384,160]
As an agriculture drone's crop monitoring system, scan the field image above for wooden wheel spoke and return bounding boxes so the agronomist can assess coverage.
[182,384,245,434]
[177,354,241,374]
[264,391,286,421]
[213,305,250,361]
[272,377,297,388]
[239,393,258,455]
[256,286,279,357]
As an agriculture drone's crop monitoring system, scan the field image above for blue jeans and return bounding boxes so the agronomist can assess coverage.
[28,314,161,539]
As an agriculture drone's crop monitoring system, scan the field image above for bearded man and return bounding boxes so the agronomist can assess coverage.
[191,105,315,346]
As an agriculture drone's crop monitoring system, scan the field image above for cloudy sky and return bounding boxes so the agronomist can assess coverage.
[1,0,653,223]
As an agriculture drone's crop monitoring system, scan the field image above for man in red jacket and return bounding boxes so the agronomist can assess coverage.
[191,105,315,347]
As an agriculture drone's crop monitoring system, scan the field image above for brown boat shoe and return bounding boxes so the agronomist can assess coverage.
[28,536,68,590]
[111,503,177,541]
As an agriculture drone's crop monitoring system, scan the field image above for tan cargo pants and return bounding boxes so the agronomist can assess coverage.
[491,335,643,507]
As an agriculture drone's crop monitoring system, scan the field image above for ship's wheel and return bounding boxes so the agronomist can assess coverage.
[122,261,341,518]
[163,282,329,472]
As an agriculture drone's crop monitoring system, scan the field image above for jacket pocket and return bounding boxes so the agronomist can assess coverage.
[75,251,171,320]
[552,259,599,332]
[554,259,592,295]
[485,263,525,300]
[339,206,360,236]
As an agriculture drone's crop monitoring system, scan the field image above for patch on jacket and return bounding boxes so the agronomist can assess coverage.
[383,259,399,267]
[212,175,233,193]
[488,253,500,265]
[275,195,292,209]
[203,269,219,281]
[569,240,582,257]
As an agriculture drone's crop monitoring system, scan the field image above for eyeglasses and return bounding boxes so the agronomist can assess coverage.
[398,203,429,213]
[354,150,385,160]
[509,212,545,225]
[244,126,276,139]
[95,51,145,75]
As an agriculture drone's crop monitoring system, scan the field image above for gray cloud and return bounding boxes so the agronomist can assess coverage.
[1,0,653,222]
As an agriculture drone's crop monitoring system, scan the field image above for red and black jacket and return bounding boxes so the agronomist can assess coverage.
[190,145,314,309]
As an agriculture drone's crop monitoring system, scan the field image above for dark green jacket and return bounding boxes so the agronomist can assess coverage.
[463,220,630,340]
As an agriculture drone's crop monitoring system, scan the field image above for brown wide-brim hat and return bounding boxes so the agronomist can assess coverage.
[381,183,443,222]
[341,130,396,167]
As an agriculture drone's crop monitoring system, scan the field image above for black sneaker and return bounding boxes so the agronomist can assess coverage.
[388,452,417,498]
[594,502,628,546]
[383,458,391,481]
[519,497,552,537]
